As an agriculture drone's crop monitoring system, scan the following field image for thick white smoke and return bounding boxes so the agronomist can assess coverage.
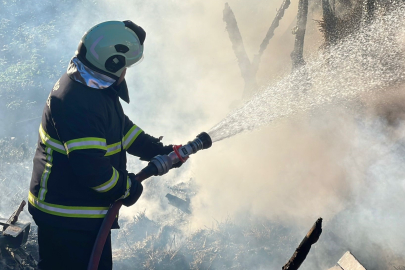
[2,0,405,269]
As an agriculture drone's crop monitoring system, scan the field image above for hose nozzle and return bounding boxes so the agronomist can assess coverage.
[196,132,212,150]
[150,132,212,175]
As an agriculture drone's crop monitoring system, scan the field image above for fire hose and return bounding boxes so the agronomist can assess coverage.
[87,132,212,270]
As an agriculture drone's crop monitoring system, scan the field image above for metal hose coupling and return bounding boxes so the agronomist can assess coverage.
[150,132,212,176]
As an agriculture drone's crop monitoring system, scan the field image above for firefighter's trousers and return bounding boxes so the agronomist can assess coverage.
[37,224,112,270]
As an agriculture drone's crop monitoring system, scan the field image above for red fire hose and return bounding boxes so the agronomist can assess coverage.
[87,132,212,269]
[87,164,157,270]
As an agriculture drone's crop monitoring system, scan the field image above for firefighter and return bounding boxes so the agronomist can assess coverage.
[28,20,179,270]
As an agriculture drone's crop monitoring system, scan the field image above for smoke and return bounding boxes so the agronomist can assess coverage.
[192,100,405,268]
[2,0,405,269]
[190,4,405,269]
[193,114,352,223]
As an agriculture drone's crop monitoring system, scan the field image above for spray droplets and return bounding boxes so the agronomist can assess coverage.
[209,4,405,143]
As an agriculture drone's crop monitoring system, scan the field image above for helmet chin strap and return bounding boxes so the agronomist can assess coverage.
[117,68,127,85]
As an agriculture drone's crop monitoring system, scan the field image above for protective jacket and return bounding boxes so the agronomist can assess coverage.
[29,57,172,231]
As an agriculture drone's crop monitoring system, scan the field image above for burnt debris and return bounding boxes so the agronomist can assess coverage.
[282,218,323,270]
[165,193,191,214]
[1,200,37,269]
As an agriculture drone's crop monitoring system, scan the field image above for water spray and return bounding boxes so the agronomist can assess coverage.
[87,132,212,270]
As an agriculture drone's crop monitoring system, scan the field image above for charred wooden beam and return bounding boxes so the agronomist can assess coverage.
[4,200,26,229]
[224,1,292,98]
[252,0,292,75]
[165,194,191,214]
[223,3,257,99]
[1,200,31,249]
[282,218,323,270]
[291,0,309,70]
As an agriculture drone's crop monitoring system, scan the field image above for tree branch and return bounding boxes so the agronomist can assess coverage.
[223,3,257,98]
[252,0,292,75]
[291,0,309,69]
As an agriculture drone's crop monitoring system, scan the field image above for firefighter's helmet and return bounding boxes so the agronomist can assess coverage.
[76,20,145,78]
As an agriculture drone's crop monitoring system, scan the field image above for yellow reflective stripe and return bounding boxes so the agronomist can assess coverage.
[105,141,121,156]
[123,176,131,199]
[118,176,132,200]
[28,192,108,218]
[92,167,119,192]
[64,137,107,154]
[39,124,67,155]
[38,147,53,201]
[123,125,142,150]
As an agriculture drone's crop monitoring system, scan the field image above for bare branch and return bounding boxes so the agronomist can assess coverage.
[223,3,257,98]
[252,0,292,75]
[291,0,309,69]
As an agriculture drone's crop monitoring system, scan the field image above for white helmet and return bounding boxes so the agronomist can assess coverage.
[76,20,145,78]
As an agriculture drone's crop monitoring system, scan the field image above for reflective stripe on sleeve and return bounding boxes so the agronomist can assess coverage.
[64,137,107,154]
[38,147,53,201]
[28,192,108,218]
[123,125,142,150]
[105,142,122,156]
[39,124,67,155]
[91,167,119,192]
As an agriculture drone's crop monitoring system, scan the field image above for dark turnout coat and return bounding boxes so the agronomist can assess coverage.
[29,58,172,231]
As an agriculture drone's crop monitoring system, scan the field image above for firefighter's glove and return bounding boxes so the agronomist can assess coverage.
[122,173,144,207]
[150,143,184,169]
